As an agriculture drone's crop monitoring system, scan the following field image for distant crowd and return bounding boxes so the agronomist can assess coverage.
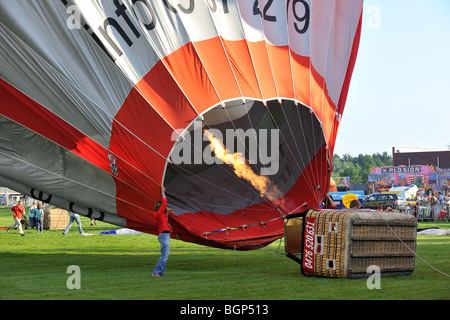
[414,189,449,221]
[4,199,87,236]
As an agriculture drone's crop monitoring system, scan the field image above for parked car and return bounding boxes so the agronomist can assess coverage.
[363,193,407,211]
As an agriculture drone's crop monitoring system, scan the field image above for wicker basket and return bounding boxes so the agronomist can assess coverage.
[44,209,69,230]
[285,209,417,278]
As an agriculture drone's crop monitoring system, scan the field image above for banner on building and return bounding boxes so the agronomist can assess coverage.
[368,165,436,190]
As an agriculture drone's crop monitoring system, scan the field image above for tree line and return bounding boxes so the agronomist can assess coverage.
[331,152,393,184]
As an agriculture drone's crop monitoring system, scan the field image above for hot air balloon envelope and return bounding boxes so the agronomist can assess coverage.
[0,0,363,250]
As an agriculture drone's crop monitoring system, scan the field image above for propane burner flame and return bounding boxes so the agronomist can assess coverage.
[204,129,282,204]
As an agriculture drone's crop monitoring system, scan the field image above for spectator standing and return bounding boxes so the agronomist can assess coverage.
[34,203,44,235]
[28,200,37,229]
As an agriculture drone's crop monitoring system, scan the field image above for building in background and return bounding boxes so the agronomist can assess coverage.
[0,188,21,206]
[369,165,437,192]
[392,147,450,168]
[366,147,450,194]
[334,177,350,191]
[391,147,450,194]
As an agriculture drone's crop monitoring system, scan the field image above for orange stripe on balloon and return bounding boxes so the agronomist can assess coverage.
[162,42,220,114]
[265,44,295,99]
[193,37,242,102]
[290,51,311,107]
[221,39,262,100]
[246,41,278,101]
[135,59,197,130]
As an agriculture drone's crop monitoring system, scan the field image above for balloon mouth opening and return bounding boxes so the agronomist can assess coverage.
[163,98,327,216]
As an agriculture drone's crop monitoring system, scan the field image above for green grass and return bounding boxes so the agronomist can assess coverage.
[0,207,449,300]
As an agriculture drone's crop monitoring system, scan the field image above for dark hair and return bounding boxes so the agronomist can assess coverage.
[155,201,162,211]
[349,199,362,209]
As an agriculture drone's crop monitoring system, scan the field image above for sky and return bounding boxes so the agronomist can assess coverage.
[333,0,450,156]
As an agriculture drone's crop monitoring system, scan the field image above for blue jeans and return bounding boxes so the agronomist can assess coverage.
[36,218,43,232]
[29,217,36,228]
[153,233,170,275]
[63,213,84,235]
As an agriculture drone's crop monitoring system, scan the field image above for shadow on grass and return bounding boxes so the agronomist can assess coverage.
[0,248,301,300]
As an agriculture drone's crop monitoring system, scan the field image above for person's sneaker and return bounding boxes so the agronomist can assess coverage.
[21,234,25,236]
[152,274,160,277]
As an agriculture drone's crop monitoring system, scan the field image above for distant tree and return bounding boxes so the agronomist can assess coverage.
[332,152,392,184]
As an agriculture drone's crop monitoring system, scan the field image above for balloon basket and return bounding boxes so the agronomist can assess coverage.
[44,209,69,230]
[285,209,417,278]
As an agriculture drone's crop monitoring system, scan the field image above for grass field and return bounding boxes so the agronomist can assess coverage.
[1,207,449,301]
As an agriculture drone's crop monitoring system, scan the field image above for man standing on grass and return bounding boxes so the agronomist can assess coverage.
[8,200,25,236]
[152,186,171,277]
[62,211,85,235]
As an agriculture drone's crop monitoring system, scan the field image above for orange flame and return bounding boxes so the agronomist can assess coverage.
[204,129,282,204]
